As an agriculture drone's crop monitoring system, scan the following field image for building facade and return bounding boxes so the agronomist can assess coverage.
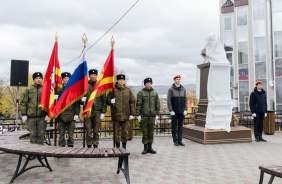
[220,0,282,111]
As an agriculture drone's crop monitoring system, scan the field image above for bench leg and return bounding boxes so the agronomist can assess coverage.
[117,157,123,174]
[123,156,130,184]
[44,132,51,146]
[259,170,264,184]
[9,154,53,183]
[268,175,275,184]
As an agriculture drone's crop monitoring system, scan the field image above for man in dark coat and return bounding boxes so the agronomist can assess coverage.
[249,81,267,142]
[167,75,187,146]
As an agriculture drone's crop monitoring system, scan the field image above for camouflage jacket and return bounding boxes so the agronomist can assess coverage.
[21,83,47,118]
[106,83,136,121]
[86,80,107,114]
[57,86,80,122]
[136,87,160,117]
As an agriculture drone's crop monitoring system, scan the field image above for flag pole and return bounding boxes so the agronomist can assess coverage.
[110,37,116,148]
[82,33,88,148]
[54,32,58,146]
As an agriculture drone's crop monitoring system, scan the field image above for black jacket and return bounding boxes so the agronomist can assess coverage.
[167,84,187,113]
[249,87,267,114]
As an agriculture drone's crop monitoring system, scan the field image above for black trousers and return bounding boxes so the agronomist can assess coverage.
[254,112,264,139]
[171,113,184,143]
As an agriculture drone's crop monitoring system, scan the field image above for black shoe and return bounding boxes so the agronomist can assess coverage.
[93,145,98,148]
[174,142,179,146]
[68,145,73,147]
[259,138,267,142]
[122,142,126,149]
[178,141,185,146]
[255,138,260,142]
[142,144,148,154]
[87,145,91,148]
[116,143,120,148]
[147,143,157,154]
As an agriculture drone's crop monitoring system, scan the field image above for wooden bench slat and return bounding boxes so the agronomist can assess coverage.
[112,147,122,156]
[106,148,115,156]
[90,148,100,157]
[118,148,130,156]
[98,148,106,157]
[83,148,94,155]
[65,147,85,157]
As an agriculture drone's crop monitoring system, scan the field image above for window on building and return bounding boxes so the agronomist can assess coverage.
[239,81,249,111]
[255,62,267,79]
[276,78,282,104]
[239,64,248,80]
[224,17,232,31]
[238,41,248,64]
[254,37,266,62]
[274,31,282,58]
[237,6,248,26]
[227,53,233,65]
[275,58,282,77]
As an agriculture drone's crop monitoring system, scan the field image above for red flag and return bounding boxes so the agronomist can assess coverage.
[82,49,114,117]
[39,41,63,120]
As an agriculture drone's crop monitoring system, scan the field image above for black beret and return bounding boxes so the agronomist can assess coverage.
[117,74,126,80]
[144,77,153,85]
[88,69,98,75]
[33,72,43,80]
[61,72,71,79]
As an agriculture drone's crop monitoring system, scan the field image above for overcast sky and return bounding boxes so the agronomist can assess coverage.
[0,0,220,86]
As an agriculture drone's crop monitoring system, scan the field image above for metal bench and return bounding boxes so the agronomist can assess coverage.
[0,130,130,184]
[259,165,282,184]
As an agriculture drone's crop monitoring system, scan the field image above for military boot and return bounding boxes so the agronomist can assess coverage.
[93,145,98,148]
[122,142,126,149]
[142,144,148,154]
[87,145,91,148]
[147,143,157,154]
[116,143,120,148]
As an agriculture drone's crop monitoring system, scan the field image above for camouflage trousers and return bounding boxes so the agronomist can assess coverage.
[85,113,101,146]
[28,117,47,145]
[140,117,155,144]
[115,121,129,143]
[58,121,75,147]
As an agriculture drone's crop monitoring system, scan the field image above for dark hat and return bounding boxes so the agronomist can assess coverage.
[88,69,98,75]
[144,77,153,85]
[117,74,126,80]
[32,72,43,80]
[61,72,71,79]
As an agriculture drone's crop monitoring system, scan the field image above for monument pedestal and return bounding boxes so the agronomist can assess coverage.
[183,62,252,144]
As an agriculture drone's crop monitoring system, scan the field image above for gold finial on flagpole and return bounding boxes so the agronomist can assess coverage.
[110,36,115,49]
[82,33,88,48]
[55,32,58,41]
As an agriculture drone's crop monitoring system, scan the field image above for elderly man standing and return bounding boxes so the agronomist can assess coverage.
[136,77,160,154]
[107,74,136,149]
[250,81,267,142]
[21,72,48,145]
[167,75,187,146]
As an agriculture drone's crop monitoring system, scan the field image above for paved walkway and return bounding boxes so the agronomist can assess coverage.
[1,132,282,184]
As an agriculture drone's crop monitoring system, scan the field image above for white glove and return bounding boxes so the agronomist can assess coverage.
[183,110,188,116]
[54,95,59,100]
[45,116,48,121]
[74,115,79,121]
[155,115,159,120]
[170,111,175,116]
[265,113,267,117]
[22,116,27,123]
[111,98,115,104]
[137,116,141,122]
[252,113,256,117]
[100,113,105,120]
[81,97,87,102]
[129,115,134,120]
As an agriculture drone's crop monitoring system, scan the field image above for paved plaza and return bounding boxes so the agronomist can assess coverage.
[1,132,282,184]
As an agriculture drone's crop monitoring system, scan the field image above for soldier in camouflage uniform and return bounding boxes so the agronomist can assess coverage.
[21,72,48,145]
[57,72,80,147]
[85,69,107,148]
[107,74,135,149]
[136,77,160,154]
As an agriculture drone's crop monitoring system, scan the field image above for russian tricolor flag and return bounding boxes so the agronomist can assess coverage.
[50,50,88,118]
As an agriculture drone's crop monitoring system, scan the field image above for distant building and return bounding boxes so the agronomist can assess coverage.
[219,0,282,111]
[159,94,168,114]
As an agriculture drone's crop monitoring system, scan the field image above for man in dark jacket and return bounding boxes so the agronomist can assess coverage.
[85,69,107,148]
[249,81,267,142]
[57,72,80,147]
[21,72,48,145]
[136,77,160,154]
[167,75,188,146]
[107,74,136,149]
